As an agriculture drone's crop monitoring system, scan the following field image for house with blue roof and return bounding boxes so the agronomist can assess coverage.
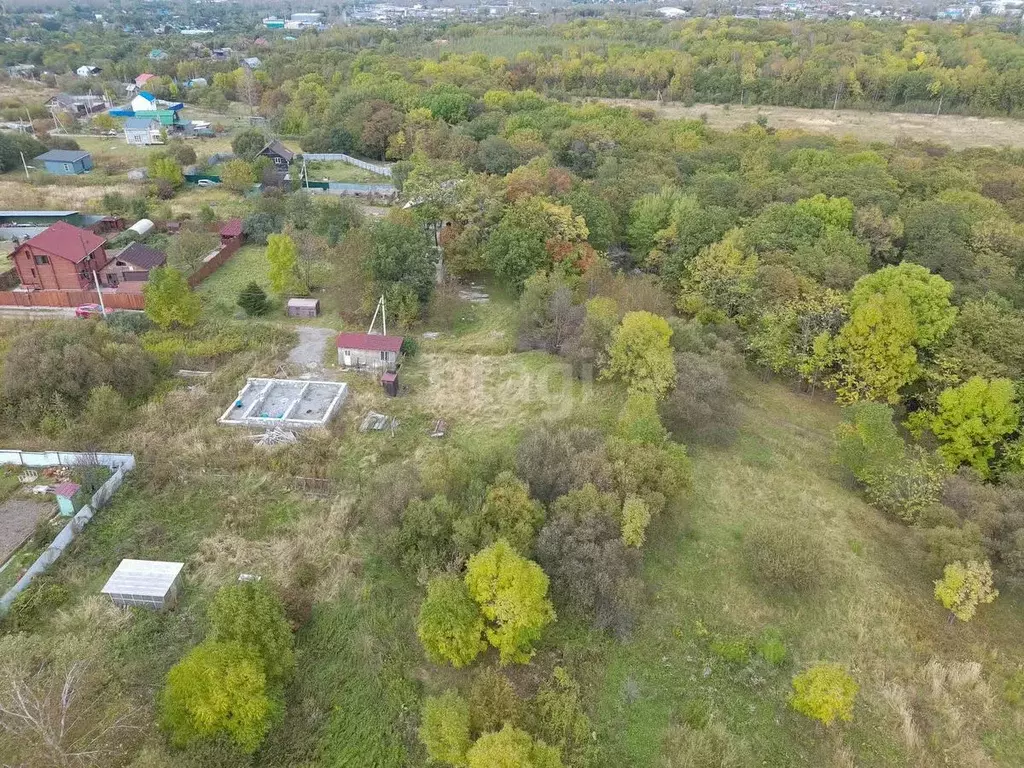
[34,149,93,175]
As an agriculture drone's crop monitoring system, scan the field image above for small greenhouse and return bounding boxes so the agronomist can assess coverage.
[101,559,184,610]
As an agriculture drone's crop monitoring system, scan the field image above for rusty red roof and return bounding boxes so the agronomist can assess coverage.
[23,221,105,264]
[219,218,243,238]
[52,482,81,498]
[336,332,403,353]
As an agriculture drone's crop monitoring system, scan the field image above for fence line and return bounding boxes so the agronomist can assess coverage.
[187,237,241,288]
[303,153,393,177]
[0,290,145,310]
[0,450,136,614]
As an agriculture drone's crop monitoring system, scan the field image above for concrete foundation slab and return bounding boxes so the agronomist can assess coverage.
[219,378,348,428]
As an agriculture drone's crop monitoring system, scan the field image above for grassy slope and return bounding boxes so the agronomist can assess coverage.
[588,379,1024,767]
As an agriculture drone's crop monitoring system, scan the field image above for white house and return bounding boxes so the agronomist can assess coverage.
[130,91,159,112]
[76,65,102,77]
[124,116,162,145]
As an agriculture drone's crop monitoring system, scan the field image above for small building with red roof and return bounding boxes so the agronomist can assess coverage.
[8,221,110,291]
[219,218,244,247]
[135,73,157,87]
[336,332,404,372]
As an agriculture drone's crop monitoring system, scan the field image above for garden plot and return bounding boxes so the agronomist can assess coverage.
[219,378,348,428]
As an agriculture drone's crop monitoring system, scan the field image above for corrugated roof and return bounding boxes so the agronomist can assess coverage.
[124,116,159,130]
[0,210,79,217]
[336,332,404,353]
[35,149,91,163]
[116,242,166,269]
[101,559,184,598]
[219,218,243,237]
[23,221,105,263]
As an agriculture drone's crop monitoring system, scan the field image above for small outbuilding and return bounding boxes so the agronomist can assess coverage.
[381,371,399,397]
[52,482,81,517]
[34,149,93,175]
[101,559,184,610]
[337,332,403,372]
[287,297,320,318]
[257,139,296,170]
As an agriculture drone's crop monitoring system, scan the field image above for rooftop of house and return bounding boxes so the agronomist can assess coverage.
[21,221,105,263]
[115,242,166,269]
[135,73,156,85]
[336,332,404,353]
[52,482,80,498]
[124,116,160,129]
[34,149,91,164]
[260,139,296,162]
[219,218,243,238]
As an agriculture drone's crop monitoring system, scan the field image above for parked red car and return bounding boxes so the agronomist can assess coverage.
[74,303,112,319]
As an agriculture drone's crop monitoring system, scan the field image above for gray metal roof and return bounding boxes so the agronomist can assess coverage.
[0,210,79,217]
[34,149,91,163]
[101,559,183,598]
[125,117,159,130]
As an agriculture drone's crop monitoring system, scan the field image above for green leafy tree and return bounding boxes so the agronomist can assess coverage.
[238,282,270,316]
[533,667,599,768]
[420,691,472,767]
[848,263,956,349]
[167,224,216,275]
[221,159,256,193]
[367,217,437,302]
[603,311,676,399]
[789,664,858,727]
[828,292,919,404]
[148,156,184,188]
[231,128,268,161]
[465,540,556,664]
[207,581,294,685]
[466,725,564,768]
[934,559,998,622]
[616,393,669,445]
[161,641,274,753]
[456,471,544,555]
[266,233,300,294]
[678,230,758,319]
[913,377,1019,478]
[143,267,201,329]
[621,496,652,548]
[417,574,487,668]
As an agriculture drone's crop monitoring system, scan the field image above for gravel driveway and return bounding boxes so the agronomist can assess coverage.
[288,326,337,370]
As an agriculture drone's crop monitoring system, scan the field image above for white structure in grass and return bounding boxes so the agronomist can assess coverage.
[0,450,135,614]
[219,378,348,428]
[102,559,184,610]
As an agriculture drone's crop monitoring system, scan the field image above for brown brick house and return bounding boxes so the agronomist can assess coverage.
[8,222,110,291]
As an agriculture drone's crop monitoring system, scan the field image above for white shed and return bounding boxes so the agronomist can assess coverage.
[101,559,184,610]
[128,218,154,237]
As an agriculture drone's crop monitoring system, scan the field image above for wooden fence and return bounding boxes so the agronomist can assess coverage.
[0,289,145,310]
[0,235,242,309]
[187,237,241,288]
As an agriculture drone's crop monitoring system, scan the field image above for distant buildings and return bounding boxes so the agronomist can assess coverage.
[124,116,163,146]
[6,64,36,79]
[75,65,101,78]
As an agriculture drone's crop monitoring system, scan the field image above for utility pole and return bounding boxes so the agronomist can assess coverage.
[20,152,30,182]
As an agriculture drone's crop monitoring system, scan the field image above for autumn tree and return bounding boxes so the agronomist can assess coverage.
[207,581,294,685]
[161,641,275,753]
[455,471,545,555]
[143,267,201,329]
[678,229,758,319]
[911,377,1020,478]
[417,574,487,668]
[621,496,652,548]
[465,540,556,664]
[603,311,676,399]
[266,233,300,295]
[789,664,858,727]
[848,263,956,349]
[420,691,472,767]
[934,559,998,622]
[221,158,256,193]
[465,725,564,768]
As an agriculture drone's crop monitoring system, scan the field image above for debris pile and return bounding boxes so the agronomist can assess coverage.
[248,427,298,446]
[360,411,399,433]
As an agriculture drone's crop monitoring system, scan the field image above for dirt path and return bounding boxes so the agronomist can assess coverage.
[288,326,337,370]
[0,498,53,562]
[593,98,1024,150]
